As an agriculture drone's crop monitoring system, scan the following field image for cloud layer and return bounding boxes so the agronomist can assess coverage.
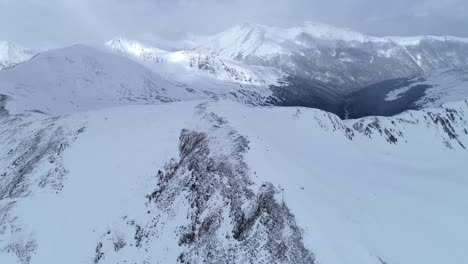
[1,0,467,47]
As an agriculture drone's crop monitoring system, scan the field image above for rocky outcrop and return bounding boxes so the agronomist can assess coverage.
[95,107,315,264]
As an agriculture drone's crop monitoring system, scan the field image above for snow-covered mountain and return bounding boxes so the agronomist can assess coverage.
[2,36,466,118]
[0,41,37,71]
[192,22,468,91]
[0,44,273,115]
[105,37,284,86]
[345,66,468,118]
[102,22,468,114]
[1,97,467,264]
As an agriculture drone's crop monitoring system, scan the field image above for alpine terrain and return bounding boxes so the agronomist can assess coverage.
[0,21,467,264]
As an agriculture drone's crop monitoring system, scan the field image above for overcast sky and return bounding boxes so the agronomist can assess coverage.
[1,0,467,47]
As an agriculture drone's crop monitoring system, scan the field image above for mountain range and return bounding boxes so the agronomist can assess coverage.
[0,22,467,264]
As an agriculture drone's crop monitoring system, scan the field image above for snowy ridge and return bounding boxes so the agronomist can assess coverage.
[0,45,194,115]
[0,98,467,264]
[281,21,377,42]
[192,23,301,59]
[1,21,468,264]
[193,22,468,58]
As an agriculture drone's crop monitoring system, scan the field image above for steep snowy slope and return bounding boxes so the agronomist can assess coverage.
[0,41,37,71]
[103,33,468,119]
[0,45,273,115]
[0,44,193,115]
[345,67,468,118]
[1,97,467,264]
[195,22,468,59]
[193,22,468,91]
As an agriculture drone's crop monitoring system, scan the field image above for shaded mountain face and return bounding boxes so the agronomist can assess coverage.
[1,99,467,264]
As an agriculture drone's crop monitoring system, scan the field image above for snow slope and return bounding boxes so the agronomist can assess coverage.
[194,22,468,59]
[345,67,468,118]
[1,98,467,264]
[190,22,468,90]
[412,67,468,108]
[0,45,273,115]
[1,21,468,264]
[0,44,194,115]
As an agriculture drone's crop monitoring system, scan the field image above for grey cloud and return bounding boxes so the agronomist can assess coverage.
[1,0,467,47]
